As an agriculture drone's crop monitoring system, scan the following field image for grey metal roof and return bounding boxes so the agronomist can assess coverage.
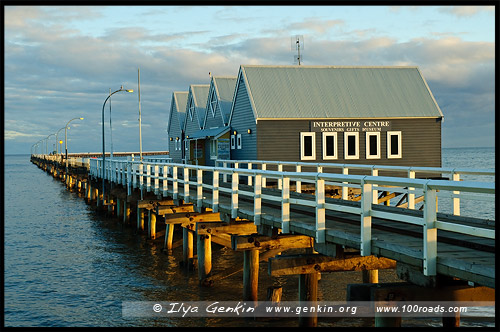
[213,76,237,124]
[237,65,444,120]
[191,84,210,127]
[189,126,230,140]
[167,91,188,133]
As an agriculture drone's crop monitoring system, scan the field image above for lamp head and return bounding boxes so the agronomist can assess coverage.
[126,89,134,93]
[80,117,84,120]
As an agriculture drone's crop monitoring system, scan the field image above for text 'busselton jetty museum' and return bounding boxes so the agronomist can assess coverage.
[167,65,444,177]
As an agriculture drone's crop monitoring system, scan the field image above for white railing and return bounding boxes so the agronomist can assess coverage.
[88,158,495,277]
[216,159,495,217]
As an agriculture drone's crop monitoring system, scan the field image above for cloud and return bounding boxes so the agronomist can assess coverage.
[439,6,495,17]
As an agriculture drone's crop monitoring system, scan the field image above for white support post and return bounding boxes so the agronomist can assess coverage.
[281,177,290,233]
[423,185,437,276]
[223,162,228,183]
[372,168,379,205]
[184,167,190,203]
[361,180,373,256]
[296,165,302,193]
[342,167,349,200]
[212,170,219,212]
[146,164,151,192]
[452,172,460,216]
[315,178,326,243]
[163,165,168,196]
[254,174,262,225]
[408,170,415,209]
[278,164,283,189]
[247,163,252,186]
[154,165,159,194]
[173,166,178,199]
[262,163,267,188]
[196,169,203,212]
[127,160,132,196]
[139,163,144,190]
[231,172,239,219]
[132,163,137,189]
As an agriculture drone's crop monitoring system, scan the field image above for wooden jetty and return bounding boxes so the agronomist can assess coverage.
[30,153,495,327]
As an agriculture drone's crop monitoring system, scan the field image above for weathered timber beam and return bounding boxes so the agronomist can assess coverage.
[378,192,398,204]
[164,211,222,224]
[397,195,424,208]
[137,199,175,209]
[268,254,396,276]
[197,222,257,235]
[231,234,313,251]
[155,204,195,216]
[210,233,233,248]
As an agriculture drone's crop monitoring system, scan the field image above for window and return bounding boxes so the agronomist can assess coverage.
[365,132,380,159]
[210,139,217,159]
[344,132,359,160]
[236,134,242,149]
[300,132,316,160]
[387,131,402,158]
[209,90,217,117]
[230,135,236,149]
[188,99,195,121]
[322,132,337,160]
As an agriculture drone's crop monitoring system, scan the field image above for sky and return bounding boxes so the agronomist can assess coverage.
[3,5,496,155]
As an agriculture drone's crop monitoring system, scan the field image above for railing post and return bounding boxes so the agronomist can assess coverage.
[173,166,178,199]
[184,167,190,203]
[139,163,144,190]
[315,176,326,243]
[154,165,159,194]
[212,170,219,212]
[254,174,262,225]
[277,163,283,189]
[146,164,151,192]
[361,179,373,256]
[132,163,137,189]
[247,163,253,186]
[372,168,379,205]
[262,163,267,188]
[231,171,239,219]
[127,158,132,196]
[342,166,349,200]
[423,183,437,276]
[408,169,415,209]
[223,162,228,183]
[452,172,460,216]
[281,176,290,233]
[163,165,168,196]
[296,164,302,193]
[196,168,203,212]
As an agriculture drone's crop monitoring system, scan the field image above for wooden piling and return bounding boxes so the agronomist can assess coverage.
[362,270,379,283]
[243,249,259,303]
[197,233,212,282]
[149,210,156,239]
[164,224,175,250]
[298,272,319,327]
[182,227,194,266]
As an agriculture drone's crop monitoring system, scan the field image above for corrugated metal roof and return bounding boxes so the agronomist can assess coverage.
[213,76,237,123]
[191,84,210,127]
[239,65,443,119]
[189,126,230,140]
[167,91,188,134]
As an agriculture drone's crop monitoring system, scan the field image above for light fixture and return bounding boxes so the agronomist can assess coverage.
[233,131,237,135]
[247,129,252,134]
[170,137,173,141]
[176,137,179,140]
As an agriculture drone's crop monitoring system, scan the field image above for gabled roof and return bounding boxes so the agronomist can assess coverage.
[167,91,188,134]
[204,76,237,127]
[186,84,210,129]
[189,126,230,140]
[229,65,444,123]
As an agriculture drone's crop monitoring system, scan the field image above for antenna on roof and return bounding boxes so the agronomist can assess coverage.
[291,35,304,65]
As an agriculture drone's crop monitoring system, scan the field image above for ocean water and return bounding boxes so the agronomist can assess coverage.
[3,148,495,327]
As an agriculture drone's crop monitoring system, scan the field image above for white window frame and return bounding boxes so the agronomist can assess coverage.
[365,132,381,159]
[344,132,359,160]
[210,92,218,118]
[210,138,218,160]
[300,132,316,161]
[387,131,402,159]
[230,135,236,149]
[322,132,338,160]
[236,134,242,149]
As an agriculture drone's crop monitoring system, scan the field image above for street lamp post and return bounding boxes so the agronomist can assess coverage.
[65,117,84,180]
[46,134,55,155]
[101,86,133,207]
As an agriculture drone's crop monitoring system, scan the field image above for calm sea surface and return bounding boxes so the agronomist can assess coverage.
[4,148,495,327]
